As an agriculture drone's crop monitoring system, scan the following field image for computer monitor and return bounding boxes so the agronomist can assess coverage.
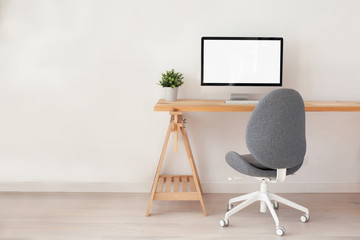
[201,37,283,87]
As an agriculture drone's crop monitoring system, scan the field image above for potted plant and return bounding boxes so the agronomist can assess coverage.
[157,69,184,101]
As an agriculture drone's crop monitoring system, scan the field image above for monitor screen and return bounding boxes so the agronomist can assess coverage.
[201,37,283,86]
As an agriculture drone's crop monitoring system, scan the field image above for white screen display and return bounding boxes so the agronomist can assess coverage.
[202,38,282,85]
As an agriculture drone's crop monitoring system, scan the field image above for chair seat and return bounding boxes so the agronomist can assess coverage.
[226,151,302,178]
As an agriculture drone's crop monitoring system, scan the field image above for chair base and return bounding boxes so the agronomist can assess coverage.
[221,180,309,235]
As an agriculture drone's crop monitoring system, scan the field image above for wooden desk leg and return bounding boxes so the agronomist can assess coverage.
[174,114,178,152]
[146,112,206,216]
[180,124,207,216]
[146,122,172,216]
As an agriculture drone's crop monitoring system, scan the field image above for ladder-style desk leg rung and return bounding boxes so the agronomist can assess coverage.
[154,175,199,201]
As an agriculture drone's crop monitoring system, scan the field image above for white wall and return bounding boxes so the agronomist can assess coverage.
[0,0,359,192]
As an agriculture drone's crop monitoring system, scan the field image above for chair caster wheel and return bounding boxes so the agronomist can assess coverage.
[226,204,233,211]
[220,219,229,227]
[272,201,279,210]
[300,214,310,223]
[276,226,286,236]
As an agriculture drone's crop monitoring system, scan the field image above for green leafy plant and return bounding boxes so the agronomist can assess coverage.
[157,69,184,88]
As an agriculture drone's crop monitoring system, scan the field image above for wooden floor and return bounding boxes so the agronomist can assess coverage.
[0,192,359,239]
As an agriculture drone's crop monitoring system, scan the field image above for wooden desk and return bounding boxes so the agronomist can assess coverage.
[146,99,360,216]
[154,99,360,112]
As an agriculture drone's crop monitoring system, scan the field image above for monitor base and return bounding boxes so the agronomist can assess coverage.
[230,93,249,101]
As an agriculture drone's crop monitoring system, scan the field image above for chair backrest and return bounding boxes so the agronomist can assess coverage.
[246,88,306,169]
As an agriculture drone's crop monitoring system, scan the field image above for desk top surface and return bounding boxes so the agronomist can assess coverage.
[154,99,360,112]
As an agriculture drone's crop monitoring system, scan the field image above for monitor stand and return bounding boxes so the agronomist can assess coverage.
[230,93,249,101]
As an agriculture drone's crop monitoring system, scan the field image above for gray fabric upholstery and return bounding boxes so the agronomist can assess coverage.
[226,151,303,178]
[226,88,306,177]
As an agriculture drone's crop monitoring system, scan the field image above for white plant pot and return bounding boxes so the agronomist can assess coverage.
[164,87,178,102]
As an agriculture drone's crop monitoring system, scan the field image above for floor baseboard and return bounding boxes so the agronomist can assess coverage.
[0,182,358,193]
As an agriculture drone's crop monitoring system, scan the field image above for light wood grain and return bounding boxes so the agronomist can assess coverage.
[181,177,188,192]
[181,128,206,215]
[156,177,164,192]
[153,192,199,201]
[0,192,358,239]
[145,120,172,216]
[146,113,207,216]
[189,177,196,192]
[165,177,172,192]
[154,99,360,112]
[173,177,180,192]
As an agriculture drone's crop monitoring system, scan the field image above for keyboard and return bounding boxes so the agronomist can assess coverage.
[225,100,259,105]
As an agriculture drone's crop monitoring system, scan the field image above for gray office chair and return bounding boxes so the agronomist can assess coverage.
[220,88,309,236]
